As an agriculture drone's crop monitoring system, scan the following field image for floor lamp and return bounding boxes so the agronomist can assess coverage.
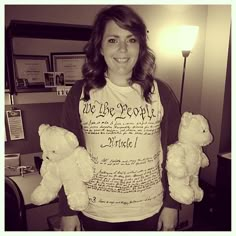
[178,25,199,113]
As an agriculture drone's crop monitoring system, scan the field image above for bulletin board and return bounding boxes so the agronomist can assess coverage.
[5,102,63,154]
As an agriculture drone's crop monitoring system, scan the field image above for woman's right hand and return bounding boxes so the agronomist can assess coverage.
[60,215,81,231]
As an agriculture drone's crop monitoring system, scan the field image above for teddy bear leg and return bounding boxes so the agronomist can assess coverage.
[190,176,204,202]
[168,176,194,205]
[170,184,194,205]
[194,188,204,202]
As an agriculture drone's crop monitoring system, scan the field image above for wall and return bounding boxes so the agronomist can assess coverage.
[200,5,231,185]
[5,5,231,186]
[219,34,231,154]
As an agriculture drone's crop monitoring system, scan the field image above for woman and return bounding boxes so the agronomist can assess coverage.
[59,5,181,231]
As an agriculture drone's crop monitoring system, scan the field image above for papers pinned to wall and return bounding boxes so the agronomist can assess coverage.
[6,109,25,140]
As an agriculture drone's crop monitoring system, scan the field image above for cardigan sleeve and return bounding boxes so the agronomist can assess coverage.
[58,80,85,216]
[157,79,181,209]
[60,80,85,147]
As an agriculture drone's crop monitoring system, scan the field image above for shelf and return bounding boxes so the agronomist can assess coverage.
[7,20,92,41]
[6,20,92,95]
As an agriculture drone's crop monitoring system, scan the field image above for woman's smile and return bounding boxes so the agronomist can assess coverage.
[113,57,130,63]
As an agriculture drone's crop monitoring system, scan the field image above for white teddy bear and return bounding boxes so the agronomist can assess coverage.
[166,112,213,205]
[31,124,94,211]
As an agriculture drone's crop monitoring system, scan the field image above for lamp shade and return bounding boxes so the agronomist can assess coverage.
[177,25,199,52]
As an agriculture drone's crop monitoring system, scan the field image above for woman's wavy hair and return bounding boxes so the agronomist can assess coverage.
[82,5,156,103]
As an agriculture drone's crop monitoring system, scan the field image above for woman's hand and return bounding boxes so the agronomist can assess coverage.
[157,207,178,231]
[60,215,81,231]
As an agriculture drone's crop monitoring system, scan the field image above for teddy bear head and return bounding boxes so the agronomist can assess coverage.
[178,112,213,147]
[38,124,79,162]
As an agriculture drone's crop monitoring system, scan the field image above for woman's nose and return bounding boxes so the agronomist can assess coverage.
[118,41,128,52]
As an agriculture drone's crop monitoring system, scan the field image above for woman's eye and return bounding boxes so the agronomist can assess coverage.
[128,38,137,43]
[108,38,117,43]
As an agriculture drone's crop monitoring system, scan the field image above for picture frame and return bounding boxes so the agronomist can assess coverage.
[44,72,65,88]
[51,52,85,85]
[5,41,14,94]
[5,58,10,91]
[13,54,50,92]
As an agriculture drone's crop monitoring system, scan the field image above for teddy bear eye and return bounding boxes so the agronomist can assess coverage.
[202,130,206,133]
[52,150,56,153]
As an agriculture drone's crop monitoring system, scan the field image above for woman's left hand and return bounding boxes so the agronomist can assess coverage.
[157,207,178,231]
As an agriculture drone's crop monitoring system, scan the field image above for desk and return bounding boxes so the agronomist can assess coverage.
[215,152,231,230]
[7,153,59,231]
[10,173,42,206]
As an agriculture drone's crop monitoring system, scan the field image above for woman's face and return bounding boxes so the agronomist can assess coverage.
[101,20,140,81]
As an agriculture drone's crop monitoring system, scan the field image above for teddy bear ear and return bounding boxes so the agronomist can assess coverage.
[64,131,79,149]
[38,124,50,136]
[181,112,193,128]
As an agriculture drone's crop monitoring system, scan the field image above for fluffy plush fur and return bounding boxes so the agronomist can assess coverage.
[31,124,94,211]
[166,112,213,205]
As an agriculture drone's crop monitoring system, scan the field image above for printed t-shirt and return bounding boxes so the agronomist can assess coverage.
[79,78,164,222]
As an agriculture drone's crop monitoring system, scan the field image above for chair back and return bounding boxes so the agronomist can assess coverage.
[5,176,27,231]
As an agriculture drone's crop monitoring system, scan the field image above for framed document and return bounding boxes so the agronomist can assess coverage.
[13,55,50,92]
[51,52,85,85]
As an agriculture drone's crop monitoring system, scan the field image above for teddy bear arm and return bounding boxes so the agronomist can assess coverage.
[200,152,209,168]
[41,170,62,192]
[31,169,62,205]
[39,160,49,176]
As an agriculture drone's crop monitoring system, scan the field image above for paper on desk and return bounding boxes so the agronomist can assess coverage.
[6,109,25,140]
[5,153,21,176]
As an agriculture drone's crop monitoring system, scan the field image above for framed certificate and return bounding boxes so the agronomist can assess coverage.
[51,52,86,85]
[13,54,50,92]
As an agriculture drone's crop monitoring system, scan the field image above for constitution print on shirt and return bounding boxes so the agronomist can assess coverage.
[79,78,164,222]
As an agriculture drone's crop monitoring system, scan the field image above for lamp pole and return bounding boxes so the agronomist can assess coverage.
[179,50,190,113]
